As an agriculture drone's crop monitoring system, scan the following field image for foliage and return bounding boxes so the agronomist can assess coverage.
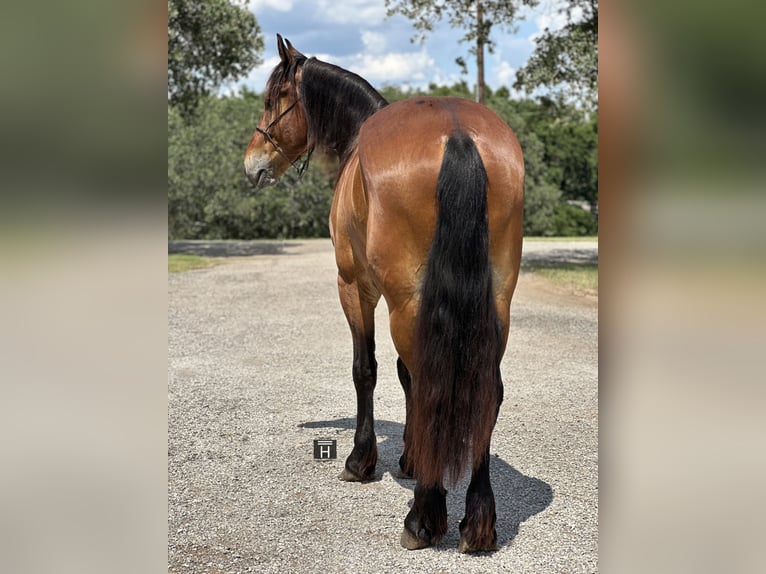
[550,203,597,236]
[484,90,598,234]
[385,0,534,47]
[385,0,537,102]
[481,91,593,236]
[168,92,337,240]
[514,0,598,110]
[524,182,563,236]
[205,160,336,239]
[168,0,263,115]
[522,98,598,208]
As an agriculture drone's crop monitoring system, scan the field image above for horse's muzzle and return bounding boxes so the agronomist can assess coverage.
[244,154,276,189]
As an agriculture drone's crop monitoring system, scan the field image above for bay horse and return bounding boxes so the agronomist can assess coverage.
[244,35,524,553]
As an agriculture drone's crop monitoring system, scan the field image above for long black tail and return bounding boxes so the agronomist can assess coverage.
[405,132,503,487]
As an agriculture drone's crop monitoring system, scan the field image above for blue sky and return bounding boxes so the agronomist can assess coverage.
[227,0,577,96]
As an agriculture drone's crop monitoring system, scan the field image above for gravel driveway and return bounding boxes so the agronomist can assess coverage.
[168,239,598,573]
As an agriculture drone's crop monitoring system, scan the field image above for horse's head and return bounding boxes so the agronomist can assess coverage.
[244,35,308,188]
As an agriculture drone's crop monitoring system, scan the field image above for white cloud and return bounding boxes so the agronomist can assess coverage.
[493,60,515,88]
[361,30,387,54]
[314,0,387,24]
[526,0,587,41]
[250,0,294,12]
[536,11,568,34]
[222,55,280,95]
[342,50,436,85]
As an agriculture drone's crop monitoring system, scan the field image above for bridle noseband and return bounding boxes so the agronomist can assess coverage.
[255,99,313,178]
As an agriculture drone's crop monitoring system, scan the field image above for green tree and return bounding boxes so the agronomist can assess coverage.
[486,91,597,235]
[514,0,598,110]
[168,93,262,238]
[549,203,597,236]
[385,0,537,104]
[168,0,263,115]
[169,92,336,240]
[517,130,562,236]
[545,114,597,208]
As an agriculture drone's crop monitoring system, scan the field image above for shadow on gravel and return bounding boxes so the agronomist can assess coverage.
[300,417,553,551]
[521,248,598,266]
[168,240,297,257]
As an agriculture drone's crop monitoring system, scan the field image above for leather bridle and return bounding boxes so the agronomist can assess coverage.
[254,99,312,178]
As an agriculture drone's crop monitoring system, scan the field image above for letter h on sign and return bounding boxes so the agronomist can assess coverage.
[313,439,337,460]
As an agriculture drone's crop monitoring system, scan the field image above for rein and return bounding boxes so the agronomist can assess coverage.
[254,100,313,179]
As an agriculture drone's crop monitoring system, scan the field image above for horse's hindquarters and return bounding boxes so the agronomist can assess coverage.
[357,97,525,356]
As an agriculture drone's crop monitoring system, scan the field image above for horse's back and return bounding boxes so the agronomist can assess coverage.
[358,97,524,237]
[359,97,523,185]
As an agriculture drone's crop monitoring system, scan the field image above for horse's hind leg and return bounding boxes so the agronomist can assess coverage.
[395,357,414,478]
[337,274,380,482]
[458,374,503,553]
[400,481,448,550]
[458,447,498,553]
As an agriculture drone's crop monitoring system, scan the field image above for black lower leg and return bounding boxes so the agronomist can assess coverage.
[400,482,448,549]
[458,448,498,553]
[340,333,378,481]
[396,357,414,477]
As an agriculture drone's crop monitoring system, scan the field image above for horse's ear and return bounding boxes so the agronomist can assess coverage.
[284,38,305,60]
[276,33,290,65]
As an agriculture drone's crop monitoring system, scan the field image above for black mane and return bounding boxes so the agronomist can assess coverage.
[299,58,388,162]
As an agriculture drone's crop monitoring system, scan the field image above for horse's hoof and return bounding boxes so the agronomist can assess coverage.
[457,535,498,554]
[400,527,431,550]
[338,467,372,482]
[395,467,414,480]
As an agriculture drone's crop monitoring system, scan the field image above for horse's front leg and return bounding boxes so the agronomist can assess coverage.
[337,274,380,482]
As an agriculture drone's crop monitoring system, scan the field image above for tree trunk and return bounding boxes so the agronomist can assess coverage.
[476,0,485,105]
